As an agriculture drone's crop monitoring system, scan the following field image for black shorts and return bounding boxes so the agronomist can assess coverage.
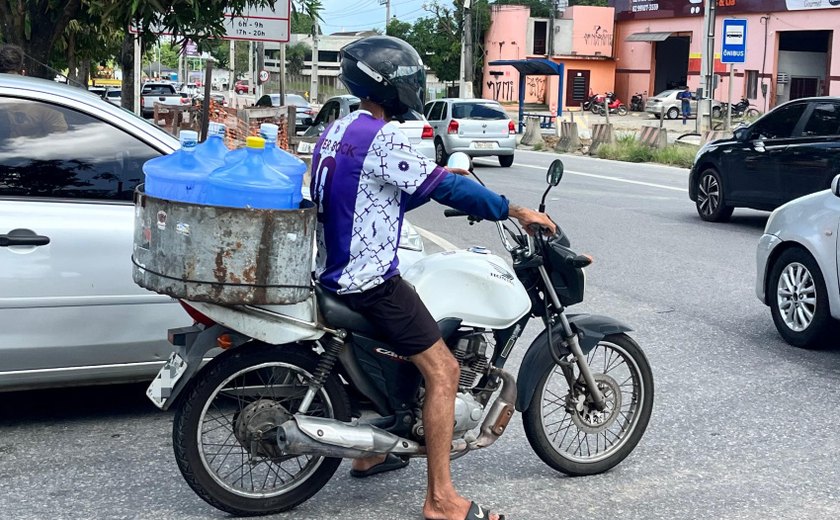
[339,276,441,357]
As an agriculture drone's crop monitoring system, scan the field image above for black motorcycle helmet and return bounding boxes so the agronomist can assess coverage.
[339,35,426,123]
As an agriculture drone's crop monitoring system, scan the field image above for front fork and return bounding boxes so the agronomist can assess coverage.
[537,266,607,411]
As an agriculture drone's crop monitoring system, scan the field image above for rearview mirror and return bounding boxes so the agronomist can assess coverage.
[734,127,750,141]
[547,160,564,186]
[832,174,840,198]
[447,152,472,172]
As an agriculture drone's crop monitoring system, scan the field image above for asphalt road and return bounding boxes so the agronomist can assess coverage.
[2,150,840,520]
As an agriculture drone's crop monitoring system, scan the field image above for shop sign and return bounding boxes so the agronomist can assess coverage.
[613,0,789,20]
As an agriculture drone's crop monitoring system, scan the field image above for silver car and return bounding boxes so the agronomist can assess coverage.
[302,94,436,160]
[756,175,840,349]
[645,89,723,120]
[424,98,516,167]
[0,75,427,392]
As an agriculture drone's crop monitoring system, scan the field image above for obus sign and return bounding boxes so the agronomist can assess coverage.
[721,19,747,64]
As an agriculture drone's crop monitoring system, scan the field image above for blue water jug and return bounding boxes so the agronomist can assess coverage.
[195,122,229,167]
[143,130,207,203]
[203,136,296,210]
[259,123,307,206]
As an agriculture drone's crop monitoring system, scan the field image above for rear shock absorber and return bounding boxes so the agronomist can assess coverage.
[297,334,345,414]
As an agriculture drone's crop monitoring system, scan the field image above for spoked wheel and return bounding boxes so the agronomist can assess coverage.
[173,343,349,516]
[695,168,733,222]
[523,333,653,476]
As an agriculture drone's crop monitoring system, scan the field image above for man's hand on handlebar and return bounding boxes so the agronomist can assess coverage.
[508,204,557,235]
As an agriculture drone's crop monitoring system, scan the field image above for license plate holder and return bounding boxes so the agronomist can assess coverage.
[146,352,188,409]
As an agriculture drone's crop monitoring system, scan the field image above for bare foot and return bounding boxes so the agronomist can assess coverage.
[423,493,502,520]
[351,453,387,472]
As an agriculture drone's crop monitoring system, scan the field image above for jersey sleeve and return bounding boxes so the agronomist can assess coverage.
[363,122,447,199]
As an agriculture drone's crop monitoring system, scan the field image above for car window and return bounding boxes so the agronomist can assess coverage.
[106,90,121,99]
[801,102,840,137]
[424,102,434,119]
[400,110,423,121]
[754,103,808,140]
[314,101,338,125]
[286,94,310,107]
[0,97,160,201]
[428,102,444,121]
[143,85,176,96]
[452,102,507,120]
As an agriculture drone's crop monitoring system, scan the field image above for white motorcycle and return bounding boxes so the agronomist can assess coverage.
[147,157,654,516]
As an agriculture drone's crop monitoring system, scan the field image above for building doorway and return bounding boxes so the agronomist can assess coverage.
[653,36,690,95]
[777,30,831,104]
[565,69,591,109]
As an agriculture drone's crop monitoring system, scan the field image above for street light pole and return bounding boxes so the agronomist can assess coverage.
[458,0,473,98]
[699,0,717,133]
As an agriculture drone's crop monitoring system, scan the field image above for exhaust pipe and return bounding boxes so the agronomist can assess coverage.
[469,367,517,449]
[277,415,421,459]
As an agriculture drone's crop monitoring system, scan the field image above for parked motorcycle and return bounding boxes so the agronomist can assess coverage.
[723,97,761,118]
[593,92,628,116]
[630,91,646,112]
[582,91,603,113]
[144,156,654,516]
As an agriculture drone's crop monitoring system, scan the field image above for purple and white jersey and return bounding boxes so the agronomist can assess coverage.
[311,110,447,294]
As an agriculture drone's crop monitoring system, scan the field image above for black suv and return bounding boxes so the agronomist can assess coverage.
[690,97,840,221]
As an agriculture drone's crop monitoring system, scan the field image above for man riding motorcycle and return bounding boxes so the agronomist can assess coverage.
[310,35,555,520]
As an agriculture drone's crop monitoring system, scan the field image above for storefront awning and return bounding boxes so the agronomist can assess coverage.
[488,58,563,76]
[626,32,672,42]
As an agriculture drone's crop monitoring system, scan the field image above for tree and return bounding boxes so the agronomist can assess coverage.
[286,41,309,76]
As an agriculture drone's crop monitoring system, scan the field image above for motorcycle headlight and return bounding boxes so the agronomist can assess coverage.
[399,220,424,252]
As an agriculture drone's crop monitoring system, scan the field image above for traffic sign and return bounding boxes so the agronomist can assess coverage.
[258,70,270,83]
[721,19,747,64]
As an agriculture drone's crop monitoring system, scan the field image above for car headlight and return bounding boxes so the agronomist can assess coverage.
[399,220,424,252]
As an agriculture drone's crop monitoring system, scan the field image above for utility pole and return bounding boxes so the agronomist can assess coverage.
[699,0,717,132]
[279,43,287,106]
[310,24,319,103]
[228,40,235,100]
[248,41,254,98]
[459,0,474,98]
[380,0,390,30]
[256,42,265,100]
[548,0,555,56]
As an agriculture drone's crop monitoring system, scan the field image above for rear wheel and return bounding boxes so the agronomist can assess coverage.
[172,343,350,516]
[747,108,761,118]
[695,168,733,222]
[769,248,836,349]
[523,333,654,476]
[616,105,628,116]
[434,139,449,166]
[499,155,514,168]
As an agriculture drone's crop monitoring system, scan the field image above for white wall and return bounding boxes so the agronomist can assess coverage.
[775,50,827,103]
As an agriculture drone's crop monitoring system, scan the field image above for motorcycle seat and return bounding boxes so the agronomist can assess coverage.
[314,284,379,336]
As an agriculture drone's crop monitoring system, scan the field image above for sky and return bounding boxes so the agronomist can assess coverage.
[318,0,449,34]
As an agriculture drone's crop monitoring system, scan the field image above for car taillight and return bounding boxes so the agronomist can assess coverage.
[447,119,459,134]
[422,124,434,139]
[179,301,216,327]
[508,120,516,134]
[140,96,145,106]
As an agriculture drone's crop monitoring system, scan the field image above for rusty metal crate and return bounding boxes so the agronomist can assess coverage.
[132,187,315,305]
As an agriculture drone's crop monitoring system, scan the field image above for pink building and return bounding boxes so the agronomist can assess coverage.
[613,0,840,111]
[482,5,617,113]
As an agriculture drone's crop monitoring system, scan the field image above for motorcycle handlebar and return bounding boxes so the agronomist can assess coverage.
[444,209,467,218]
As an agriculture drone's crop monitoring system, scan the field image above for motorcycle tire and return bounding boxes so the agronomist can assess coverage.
[172,343,351,516]
[523,333,653,477]
[746,108,761,118]
[617,106,628,116]
[589,104,600,114]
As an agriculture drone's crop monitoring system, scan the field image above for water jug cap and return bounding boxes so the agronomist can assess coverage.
[246,136,266,149]
[208,122,226,137]
[259,123,279,140]
[180,130,198,151]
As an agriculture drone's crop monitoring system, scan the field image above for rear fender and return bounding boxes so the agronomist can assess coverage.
[515,314,633,412]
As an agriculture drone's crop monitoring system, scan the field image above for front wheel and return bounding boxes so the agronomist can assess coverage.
[523,333,653,476]
[695,168,733,222]
[617,105,628,116]
[172,343,350,516]
[746,107,761,118]
[434,139,449,166]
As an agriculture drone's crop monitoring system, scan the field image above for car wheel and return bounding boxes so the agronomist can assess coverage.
[768,248,836,349]
[499,155,514,168]
[667,107,680,120]
[434,139,449,166]
[695,168,733,222]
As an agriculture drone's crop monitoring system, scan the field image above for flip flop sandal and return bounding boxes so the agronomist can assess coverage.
[425,501,505,520]
[463,502,505,520]
[349,453,409,478]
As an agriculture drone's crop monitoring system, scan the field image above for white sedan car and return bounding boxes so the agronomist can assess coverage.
[0,74,425,392]
[756,175,840,348]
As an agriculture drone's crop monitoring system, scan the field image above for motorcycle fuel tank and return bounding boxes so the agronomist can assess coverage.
[402,249,531,329]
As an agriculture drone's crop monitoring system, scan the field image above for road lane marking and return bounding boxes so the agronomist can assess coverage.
[415,226,459,251]
[515,149,690,173]
[475,160,687,193]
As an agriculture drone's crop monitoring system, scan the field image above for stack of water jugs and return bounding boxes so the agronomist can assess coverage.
[142,122,307,210]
